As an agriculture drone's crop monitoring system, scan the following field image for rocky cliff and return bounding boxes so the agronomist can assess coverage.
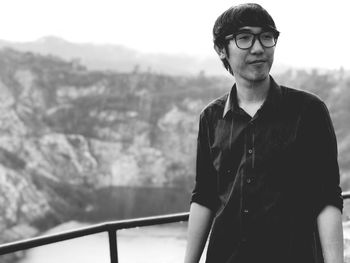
[0,48,230,249]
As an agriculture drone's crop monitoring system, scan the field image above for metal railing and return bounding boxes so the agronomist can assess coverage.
[1,191,350,262]
[0,212,189,263]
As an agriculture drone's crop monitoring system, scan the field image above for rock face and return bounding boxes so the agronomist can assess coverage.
[0,48,229,247]
[0,48,349,253]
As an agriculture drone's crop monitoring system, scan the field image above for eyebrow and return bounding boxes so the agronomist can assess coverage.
[236,28,264,34]
[224,30,257,39]
[237,28,254,32]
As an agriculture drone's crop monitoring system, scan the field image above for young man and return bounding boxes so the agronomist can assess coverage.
[184,3,343,263]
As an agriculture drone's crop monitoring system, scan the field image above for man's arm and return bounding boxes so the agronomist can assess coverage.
[184,202,214,263]
[317,205,344,263]
[301,100,344,262]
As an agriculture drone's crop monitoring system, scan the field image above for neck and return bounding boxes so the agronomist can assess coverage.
[235,76,270,104]
[234,76,271,117]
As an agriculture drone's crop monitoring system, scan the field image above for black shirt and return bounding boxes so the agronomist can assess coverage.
[191,77,343,263]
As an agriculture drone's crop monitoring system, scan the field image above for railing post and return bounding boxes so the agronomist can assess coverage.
[108,229,118,263]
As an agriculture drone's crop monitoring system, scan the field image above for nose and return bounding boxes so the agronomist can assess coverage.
[250,36,264,54]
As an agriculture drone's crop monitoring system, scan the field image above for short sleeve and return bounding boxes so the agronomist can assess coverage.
[190,112,220,211]
[302,99,343,215]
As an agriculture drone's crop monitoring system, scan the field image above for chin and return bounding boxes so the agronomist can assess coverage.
[248,72,269,82]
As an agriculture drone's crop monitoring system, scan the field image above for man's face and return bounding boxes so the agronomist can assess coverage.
[222,26,276,82]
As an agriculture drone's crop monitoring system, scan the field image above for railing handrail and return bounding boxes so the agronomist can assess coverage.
[342,191,350,199]
[0,212,189,256]
[1,191,350,260]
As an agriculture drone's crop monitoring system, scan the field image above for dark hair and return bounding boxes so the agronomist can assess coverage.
[213,3,279,74]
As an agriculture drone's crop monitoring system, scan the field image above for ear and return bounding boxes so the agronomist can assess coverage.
[214,45,226,59]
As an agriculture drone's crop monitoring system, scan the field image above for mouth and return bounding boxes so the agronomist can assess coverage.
[249,60,266,65]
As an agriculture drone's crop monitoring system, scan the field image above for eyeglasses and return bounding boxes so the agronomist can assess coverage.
[224,31,278,50]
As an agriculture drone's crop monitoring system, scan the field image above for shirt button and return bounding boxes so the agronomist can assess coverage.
[246,178,252,184]
[248,149,253,154]
[243,209,249,214]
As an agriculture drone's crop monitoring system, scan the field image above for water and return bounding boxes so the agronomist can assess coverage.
[17,221,207,263]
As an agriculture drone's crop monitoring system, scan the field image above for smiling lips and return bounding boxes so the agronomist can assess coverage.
[249,59,266,64]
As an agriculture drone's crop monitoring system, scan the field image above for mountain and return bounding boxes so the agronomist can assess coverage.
[0,36,226,76]
[0,48,231,262]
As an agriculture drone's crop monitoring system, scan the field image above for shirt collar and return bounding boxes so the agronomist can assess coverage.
[223,84,238,118]
[222,76,282,119]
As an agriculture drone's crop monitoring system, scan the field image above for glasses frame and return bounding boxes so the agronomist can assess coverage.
[224,31,279,50]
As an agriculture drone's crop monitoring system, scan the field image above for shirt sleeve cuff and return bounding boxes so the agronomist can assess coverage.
[190,194,219,212]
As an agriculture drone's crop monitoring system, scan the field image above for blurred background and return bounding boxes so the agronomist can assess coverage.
[0,0,349,262]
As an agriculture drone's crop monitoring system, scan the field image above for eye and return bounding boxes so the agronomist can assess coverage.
[236,33,252,41]
[261,32,274,40]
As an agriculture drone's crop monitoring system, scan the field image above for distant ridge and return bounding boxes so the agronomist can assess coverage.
[0,36,227,76]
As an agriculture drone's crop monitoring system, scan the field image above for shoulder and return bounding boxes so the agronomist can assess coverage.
[280,85,331,122]
[199,93,228,121]
[281,85,322,103]
[280,85,327,111]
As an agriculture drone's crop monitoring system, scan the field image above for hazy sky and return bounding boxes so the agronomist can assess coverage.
[0,0,349,70]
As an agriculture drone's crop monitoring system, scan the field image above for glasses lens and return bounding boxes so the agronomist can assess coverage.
[233,31,277,49]
[235,33,254,49]
[259,32,276,47]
